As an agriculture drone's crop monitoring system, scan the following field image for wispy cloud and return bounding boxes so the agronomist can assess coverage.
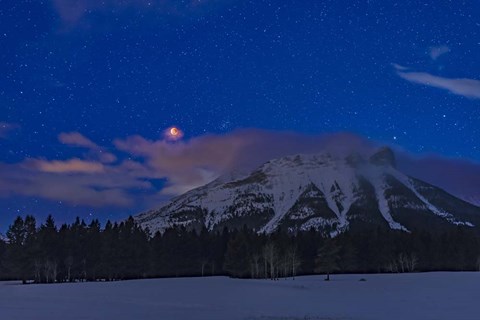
[397,71,480,99]
[429,45,450,60]
[59,132,117,163]
[391,63,409,71]
[51,0,229,26]
[59,132,98,149]
[0,130,376,206]
[0,162,150,207]
[1,129,479,210]
[113,130,374,195]
[26,158,106,174]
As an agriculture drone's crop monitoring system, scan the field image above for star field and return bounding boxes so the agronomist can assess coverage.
[0,0,479,228]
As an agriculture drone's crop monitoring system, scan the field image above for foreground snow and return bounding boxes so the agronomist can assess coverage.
[1,272,479,320]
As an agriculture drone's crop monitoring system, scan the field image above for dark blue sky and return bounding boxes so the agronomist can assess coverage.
[1,0,479,229]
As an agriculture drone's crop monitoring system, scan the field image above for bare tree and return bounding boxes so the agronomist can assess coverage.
[281,254,288,279]
[385,260,398,273]
[406,253,418,272]
[81,258,87,282]
[286,245,301,279]
[397,253,407,273]
[52,261,58,282]
[43,260,58,283]
[250,254,261,279]
[262,246,269,279]
[65,255,73,282]
[386,253,418,273]
[200,258,209,277]
[43,261,50,283]
[263,241,278,280]
[34,259,42,283]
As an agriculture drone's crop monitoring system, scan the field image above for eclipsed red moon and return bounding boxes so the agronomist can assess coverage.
[170,127,179,136]
[165,126,183,140]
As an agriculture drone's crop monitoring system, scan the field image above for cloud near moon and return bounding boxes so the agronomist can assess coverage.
[0,129,479,210]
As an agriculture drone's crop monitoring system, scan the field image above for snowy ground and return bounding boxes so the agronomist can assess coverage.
[1,272,479,320]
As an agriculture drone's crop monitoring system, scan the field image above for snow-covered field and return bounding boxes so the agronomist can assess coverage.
[1,272,479,320]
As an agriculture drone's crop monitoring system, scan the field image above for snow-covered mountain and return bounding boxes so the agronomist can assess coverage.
[135,148,480,235]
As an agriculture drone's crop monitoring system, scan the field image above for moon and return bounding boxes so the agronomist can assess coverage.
[165,126,183,140]
[170,127,179,136]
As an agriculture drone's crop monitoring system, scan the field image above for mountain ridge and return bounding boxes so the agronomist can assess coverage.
[135,148,480,235]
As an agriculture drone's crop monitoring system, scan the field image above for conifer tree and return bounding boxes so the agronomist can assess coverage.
[315,239,340,281]
[223,229,251,278]
[37,215,59,283]
[0,236,6,276]
[6,217,29,283]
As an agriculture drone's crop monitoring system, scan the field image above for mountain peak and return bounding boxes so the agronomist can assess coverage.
[136,148,479,236]
[369,147,396,168]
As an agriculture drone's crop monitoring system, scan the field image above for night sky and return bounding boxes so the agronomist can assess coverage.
[1,0,479,230]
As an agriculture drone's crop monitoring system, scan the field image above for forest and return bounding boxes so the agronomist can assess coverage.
[1,215,480,284]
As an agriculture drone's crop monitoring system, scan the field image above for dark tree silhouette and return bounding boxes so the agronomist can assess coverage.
[1,215,480,283]
[315,239,340,281]
[223,228,251,278]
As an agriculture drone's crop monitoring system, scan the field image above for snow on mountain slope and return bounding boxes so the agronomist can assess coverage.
[135,148,480,235]
[461,195,480,208]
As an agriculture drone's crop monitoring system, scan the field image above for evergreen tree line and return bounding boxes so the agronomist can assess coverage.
[1,215,480,284]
